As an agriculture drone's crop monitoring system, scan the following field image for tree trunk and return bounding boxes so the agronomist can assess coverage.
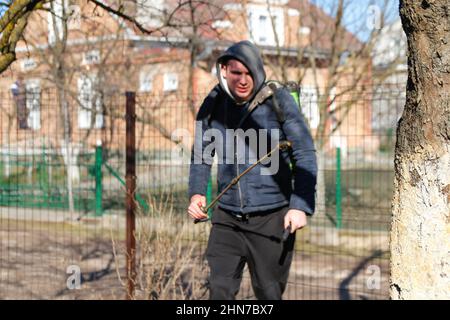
[59,87,75,213]
[316,148,327,219]
[2,120,11,177]
[391,0,450,299]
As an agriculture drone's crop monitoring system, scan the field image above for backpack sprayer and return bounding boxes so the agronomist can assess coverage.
[194,140,293,241]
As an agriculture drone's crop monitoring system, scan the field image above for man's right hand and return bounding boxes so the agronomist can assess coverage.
[188,194,208,220]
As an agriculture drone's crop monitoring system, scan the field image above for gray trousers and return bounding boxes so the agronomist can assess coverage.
[206,206,295,300]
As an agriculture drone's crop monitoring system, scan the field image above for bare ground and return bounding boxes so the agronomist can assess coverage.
[0,209,389,300]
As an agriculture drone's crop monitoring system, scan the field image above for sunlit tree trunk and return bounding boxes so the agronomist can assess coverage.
[391,0,450,299]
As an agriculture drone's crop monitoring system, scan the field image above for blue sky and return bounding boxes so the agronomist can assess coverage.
[0,1,11,17]
[313,0,400,41]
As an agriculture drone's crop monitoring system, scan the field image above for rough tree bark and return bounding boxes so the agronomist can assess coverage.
[391,0,450,299]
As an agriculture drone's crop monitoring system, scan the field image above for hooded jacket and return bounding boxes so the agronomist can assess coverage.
[216,40,266,103]
[188,41,317,215]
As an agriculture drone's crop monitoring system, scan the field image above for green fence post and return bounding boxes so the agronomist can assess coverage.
[38,146,48,206]
[39,146,47,189]
[336,147,342,229]
[38,147,43,187]
[206,175,213,219]
[95,143,103,216]
[0,154,2,179]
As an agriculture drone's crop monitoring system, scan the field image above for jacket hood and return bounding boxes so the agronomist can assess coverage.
[216,40,266,104]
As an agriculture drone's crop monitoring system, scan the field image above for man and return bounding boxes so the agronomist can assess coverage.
[188,41,317,300]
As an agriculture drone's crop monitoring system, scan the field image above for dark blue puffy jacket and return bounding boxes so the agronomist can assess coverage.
[188,41,317,215]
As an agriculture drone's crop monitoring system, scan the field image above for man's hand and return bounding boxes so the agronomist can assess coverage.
[284,209,307,233]
[188,194,208,220]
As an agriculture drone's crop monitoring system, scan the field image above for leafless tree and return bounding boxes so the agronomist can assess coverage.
[232,0,402,218]
[1,0,228,208]
[22,0,136,212]
[0,0,173,73]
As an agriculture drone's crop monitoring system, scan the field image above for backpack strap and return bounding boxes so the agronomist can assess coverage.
[212,81,297,129]
[204,85,222,126]
[236,84,277,128]
[268,81,302,124]
[267,82,286,124]
[236,81,290,128]
[247,84,275,113]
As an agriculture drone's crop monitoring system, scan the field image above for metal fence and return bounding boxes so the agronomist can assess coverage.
[0,84,404,299]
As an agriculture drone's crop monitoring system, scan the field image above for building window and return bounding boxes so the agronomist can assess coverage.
[47,0,66,44]
[11,79,41,130]
[136,0,165,28]
[258,15,268,43]
[82,50,100,65]
[288,8,300,17]
[77,75,103,129]
[25,80,41,130]
[139,70,153,92]
[212,20,233,29]
[299,26,311,36]
[300,86,320,129]
[163,73,178,92]
[21,58,37,72]
[11,80,26,129]
[248,5,284,46]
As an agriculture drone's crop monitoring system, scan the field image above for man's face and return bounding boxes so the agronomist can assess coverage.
[221,59,254,103]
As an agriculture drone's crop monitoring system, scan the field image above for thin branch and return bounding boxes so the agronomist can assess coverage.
[88,0,164,36]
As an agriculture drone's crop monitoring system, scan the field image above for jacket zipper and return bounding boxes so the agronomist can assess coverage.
[235,136,244,210]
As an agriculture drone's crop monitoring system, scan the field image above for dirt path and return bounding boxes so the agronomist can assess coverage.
[0,215,389,300]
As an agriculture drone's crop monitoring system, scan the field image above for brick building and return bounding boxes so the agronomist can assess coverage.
[0,0,373,156]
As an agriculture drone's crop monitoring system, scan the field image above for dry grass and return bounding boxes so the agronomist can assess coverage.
[0,193,390,300]
[111,190,209,300]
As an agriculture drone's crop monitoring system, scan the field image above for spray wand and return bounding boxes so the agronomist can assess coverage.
[194,140,292,241]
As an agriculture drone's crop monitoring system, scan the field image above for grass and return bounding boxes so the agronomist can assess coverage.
[0,161,393,231]
[325,168,394,208]
[0,216,126,240]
